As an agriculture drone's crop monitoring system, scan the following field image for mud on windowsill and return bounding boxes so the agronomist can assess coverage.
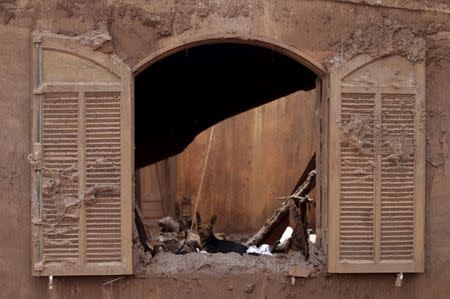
[133,243,326,278]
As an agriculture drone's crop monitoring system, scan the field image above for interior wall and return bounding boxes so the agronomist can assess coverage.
[134,43,317,169]
[175,89,317,233]
[135,159,176,232]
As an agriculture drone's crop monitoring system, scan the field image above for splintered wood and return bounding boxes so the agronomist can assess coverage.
[245,169,316,256]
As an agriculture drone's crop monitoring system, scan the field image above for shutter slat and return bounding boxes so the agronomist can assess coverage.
[41,93,81,265]
[380,94,416,263]
[338,93,376,263]
[84,92,123,267]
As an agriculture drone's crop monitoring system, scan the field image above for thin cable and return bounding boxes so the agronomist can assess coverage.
[191,126,215,229]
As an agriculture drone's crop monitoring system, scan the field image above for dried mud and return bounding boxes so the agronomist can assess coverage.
[137,248,325,278]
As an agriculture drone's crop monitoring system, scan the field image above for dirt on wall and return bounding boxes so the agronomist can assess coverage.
[0,0,450,299]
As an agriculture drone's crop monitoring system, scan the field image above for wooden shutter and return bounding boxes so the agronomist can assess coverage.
[30,32,133,276]
[328,55,425,273]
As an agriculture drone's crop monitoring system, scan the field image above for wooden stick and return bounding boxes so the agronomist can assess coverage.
[191,126,215,230]
[134,205,153,253]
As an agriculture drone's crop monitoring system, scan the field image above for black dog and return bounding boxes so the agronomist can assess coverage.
[196,213,248,255]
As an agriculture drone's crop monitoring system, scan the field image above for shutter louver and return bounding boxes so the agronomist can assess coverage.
[31,33,133,276]
[85,92,122,264]
[339,93,375,263]
[42,93,80,264]
[328,55,425,273]
[380,94,415,262]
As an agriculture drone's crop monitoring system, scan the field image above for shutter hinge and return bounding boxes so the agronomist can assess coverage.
[32,32,42,44]
[28,143,43,171]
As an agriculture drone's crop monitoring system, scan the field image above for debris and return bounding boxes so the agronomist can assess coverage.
[135,206,153,253]
[395,273,404,287]
[245,169,316,250]
[244,283,256,293]
[289,265,312,278]
[185,230,201,251]
[288,199,309,260]
[277,226,294,251]
[102,276,125,286]
[246,244,273,256]
[308,230,317,244]
[289,265,313,286]
[133,213,154,275]
[158,216,181,233]
[155,232,184,252]
[290,153,316,195]
[245,154,316,260]
[176,229,201,254]
[48,276,53,290]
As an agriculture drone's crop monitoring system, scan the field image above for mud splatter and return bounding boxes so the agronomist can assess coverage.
[383,134,414,164]
[84,184,120,202]
[80,29,113,54]
[341,115,373,156]
[38,163,119,228]
[326,18,426,70]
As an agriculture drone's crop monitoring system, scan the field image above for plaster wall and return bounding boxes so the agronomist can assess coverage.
[0,0,449,298]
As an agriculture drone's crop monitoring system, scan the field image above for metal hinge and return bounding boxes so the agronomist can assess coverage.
[28,143,42,171]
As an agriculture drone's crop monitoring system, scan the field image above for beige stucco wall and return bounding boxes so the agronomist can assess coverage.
[0,0,450,298]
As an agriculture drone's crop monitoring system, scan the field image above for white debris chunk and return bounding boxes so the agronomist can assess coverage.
[246,244,273,256]
[279,226,294,247]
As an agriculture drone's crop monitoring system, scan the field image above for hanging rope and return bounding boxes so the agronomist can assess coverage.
[191,126,215,230]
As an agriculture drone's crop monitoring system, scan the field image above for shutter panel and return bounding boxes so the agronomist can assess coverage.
[30,32,133,276]
[328,55,425,273]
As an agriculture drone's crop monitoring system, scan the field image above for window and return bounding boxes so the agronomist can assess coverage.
[30,32,425,276]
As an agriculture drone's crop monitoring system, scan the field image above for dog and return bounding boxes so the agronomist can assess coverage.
[196,212,248,255]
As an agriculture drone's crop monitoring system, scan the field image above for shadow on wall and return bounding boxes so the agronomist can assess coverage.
[134,43,317,168]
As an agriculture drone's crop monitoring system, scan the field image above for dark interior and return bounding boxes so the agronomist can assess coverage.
[134,43,317,168]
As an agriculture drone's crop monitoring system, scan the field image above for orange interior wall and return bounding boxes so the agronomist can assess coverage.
[174,89,317,233]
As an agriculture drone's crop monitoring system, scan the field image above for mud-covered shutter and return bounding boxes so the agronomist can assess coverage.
[328,55,425,273]
[30,33,133,276]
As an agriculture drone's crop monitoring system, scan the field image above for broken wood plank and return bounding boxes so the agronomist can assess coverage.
[245,170,316,247]
[135,205,153,254]
[289,198,309,259]
[291,153,316,194]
